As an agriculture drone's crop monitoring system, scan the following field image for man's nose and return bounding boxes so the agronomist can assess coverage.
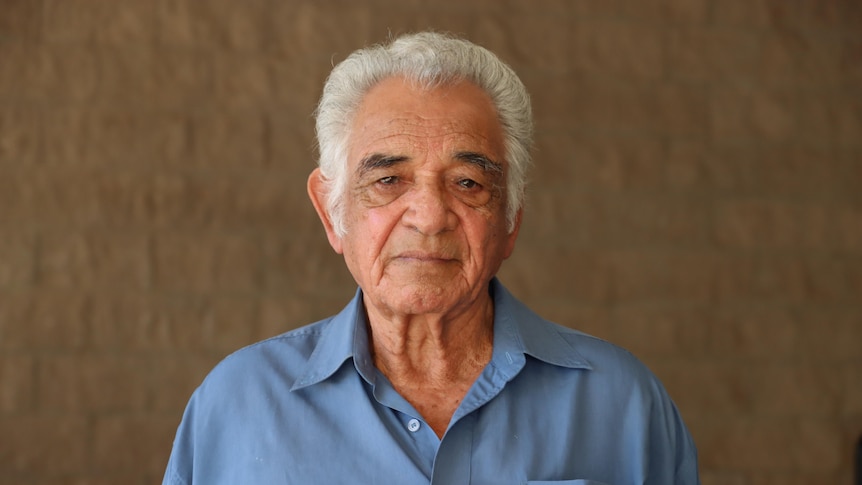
[401,181,457,235]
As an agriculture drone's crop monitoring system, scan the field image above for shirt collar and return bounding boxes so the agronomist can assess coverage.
[290,287,367,391]
[291,278,591,391]
[488,278,592,379]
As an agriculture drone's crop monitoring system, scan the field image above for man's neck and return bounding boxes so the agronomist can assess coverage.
[365,295,495,437]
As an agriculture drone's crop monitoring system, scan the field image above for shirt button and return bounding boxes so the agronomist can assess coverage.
[407,419,421,432]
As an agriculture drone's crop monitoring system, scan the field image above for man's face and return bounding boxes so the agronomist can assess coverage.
[318,76,520,319]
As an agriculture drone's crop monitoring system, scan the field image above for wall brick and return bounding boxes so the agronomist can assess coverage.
[95,44,213,109]
[600,0,710,24]
[712,253,857,304]
[92,415,176,476]
[92,293,199,352]
[4,168,153,228]
[664,362,845,419]
[796,307,862,362]
[263,233,356,297]
[710,84,800,142]
[0,40,44,103]
[843,366,862,416]
[39,46,101,104]
[537,133,667,191]
[40,108,190,169]
[611,305,710,358]
[664,139,714,191]
[192,110,266,168]
[0,416,89,476]
[709,305,799,360]
[756,31,850,88]
[0,0,41,41]
[43,0,156,45]
[581,0,716,24]
[0,473,155,485]
[529,132,584,188]
[156,0,271,52]
[572,77,709,136]
[146,171,309,231]
[0,233,35,288]
[191,295,260,352]
[267,112,318,173]
[505,248,715,305]
[87,291,162,350]
[500,247,615,303]
[693,417,844,472]
[371,10,477,49]
[0,291,89,351]
[653,361,742,419]
[511,191,597,248]
[700,472,747,485]
[37,354,150,413]
[666,26,759,83]
[573,20,664,80]
[105,293,260,354]
[267,55,331,112]
[210,55,275,110]
[41,110,89,166]
[794,90,859,146]
[38,231,150,289]
[518,71,580,129]
[712,0,782,29]
[797,0,862,31]
[713,200,832,250]
[87,292,266,354]
[0,355,34,413]
[268,2,372,61]
[747,471,846,485]
[471,12,573,70]
[0,107,40,165]
[707,142,853,197]
[152,232,262,293]
[518,192,711,256]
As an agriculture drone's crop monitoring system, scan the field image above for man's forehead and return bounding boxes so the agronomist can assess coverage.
[349,78,503,159]
[354,116,499,148]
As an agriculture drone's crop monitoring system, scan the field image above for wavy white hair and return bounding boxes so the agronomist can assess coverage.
[314,32,533,237]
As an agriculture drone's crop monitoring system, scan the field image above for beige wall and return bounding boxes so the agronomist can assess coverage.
[1,0,861,483]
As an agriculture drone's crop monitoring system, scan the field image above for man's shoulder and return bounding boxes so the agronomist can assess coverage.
[535,318,662,386]
[198,317,336,394]
[231,318,334,361]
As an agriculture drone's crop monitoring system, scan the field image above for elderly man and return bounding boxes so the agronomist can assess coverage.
[163,32,700,484]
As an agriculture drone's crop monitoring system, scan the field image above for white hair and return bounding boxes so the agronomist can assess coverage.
[314,32,533,236]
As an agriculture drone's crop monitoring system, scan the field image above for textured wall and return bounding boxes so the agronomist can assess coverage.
[1,0,860,484]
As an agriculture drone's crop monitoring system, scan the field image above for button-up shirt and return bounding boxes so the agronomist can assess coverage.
[163,279,700,484]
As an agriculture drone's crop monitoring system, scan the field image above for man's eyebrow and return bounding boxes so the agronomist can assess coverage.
[455,152,504,174]
[357,154,409,174]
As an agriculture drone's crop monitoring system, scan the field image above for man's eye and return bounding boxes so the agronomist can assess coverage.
[378,176,398,185]
[458,179,479,189]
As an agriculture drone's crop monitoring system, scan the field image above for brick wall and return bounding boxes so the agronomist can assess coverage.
[0,1,860,483]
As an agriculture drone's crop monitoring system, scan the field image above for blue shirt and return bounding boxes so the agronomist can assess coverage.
[163,279,700,485]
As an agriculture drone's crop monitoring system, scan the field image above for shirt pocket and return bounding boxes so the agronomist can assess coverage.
[526,481,613,485]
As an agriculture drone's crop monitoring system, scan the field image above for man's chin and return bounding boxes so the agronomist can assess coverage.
[374,279,465,316]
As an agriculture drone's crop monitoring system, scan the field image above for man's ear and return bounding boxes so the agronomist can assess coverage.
[307,168,344,254]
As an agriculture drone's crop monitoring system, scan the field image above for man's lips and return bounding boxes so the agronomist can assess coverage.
[393,251,457,262]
